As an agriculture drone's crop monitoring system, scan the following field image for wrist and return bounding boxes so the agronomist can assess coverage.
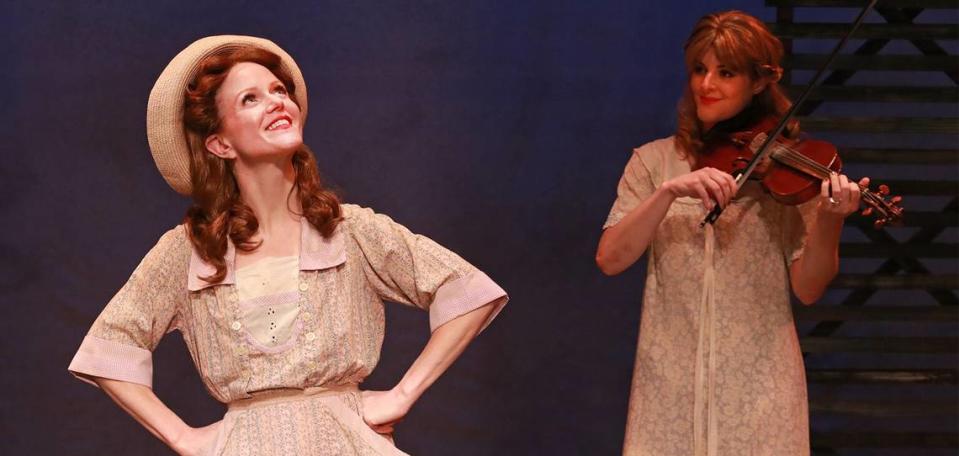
[816,211,845,229]
[168,425,193,453]
[657,181,679,200]
[390,384,418,410]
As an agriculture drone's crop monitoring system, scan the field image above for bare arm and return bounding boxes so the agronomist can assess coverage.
[360,301,499,434]
[596,167,737,276]
[596,186,676,275]
[93,378,218,456]
[789,174,865,304]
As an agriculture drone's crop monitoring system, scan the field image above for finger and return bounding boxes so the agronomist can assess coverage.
[820,178,829,200]
[827,173,842,210]
[705,171,731,208]
[839,174,851,203]
[722,172,737,199]
[373,424,394,434]
[858,176,870,188]
[702,177,725,208]
[693,182,712,210]
[848,180,861,211]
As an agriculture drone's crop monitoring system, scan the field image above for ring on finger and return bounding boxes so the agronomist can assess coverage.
[828,197,841,205]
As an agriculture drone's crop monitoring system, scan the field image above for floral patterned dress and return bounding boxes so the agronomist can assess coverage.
[69,204,508,455]
[604,137,813,456]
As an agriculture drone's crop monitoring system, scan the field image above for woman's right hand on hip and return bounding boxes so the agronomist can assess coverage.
[172,421,222,456]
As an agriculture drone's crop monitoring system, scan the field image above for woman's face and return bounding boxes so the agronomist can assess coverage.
[207,62,302,160]
[689,50,764,131]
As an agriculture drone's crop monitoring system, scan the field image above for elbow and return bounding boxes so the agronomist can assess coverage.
[793,289,821,306]
[792,279,830,305]
[789,260,835,305]
[595,251,623,276]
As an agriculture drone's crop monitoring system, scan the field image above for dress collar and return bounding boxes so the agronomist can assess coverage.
[187,216,345,291]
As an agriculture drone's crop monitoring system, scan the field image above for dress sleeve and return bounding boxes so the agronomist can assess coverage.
[343,205,507,333]
[782,199,818,265]
[604,148,657,229]
[68,226,189,388]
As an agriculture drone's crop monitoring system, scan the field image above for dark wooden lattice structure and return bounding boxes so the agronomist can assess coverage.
[768,1,959,454]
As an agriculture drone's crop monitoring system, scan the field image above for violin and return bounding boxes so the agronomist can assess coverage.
[698,0,903,228]
[696,115,903,228]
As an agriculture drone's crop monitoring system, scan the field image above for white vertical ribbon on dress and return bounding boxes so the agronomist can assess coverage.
[693,223,718,456]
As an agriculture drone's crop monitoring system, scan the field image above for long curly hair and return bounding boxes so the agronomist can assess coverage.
[675,10,796,160]
[182,46,341,284]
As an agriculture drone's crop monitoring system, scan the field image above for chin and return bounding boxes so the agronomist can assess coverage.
[274,137,304,152]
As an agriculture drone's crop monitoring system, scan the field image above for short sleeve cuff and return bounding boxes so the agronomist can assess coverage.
[68,335,154,388]
[603,211,625,230]
[429,270,508,333]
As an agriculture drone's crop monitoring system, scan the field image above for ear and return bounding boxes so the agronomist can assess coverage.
[751,79,767,95]
[205,134,236,159]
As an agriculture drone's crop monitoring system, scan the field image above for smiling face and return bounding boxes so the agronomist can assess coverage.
[205,62,303,161]
[689,50,765,131]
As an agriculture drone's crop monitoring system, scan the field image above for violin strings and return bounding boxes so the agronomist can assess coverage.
[771,144,893,217]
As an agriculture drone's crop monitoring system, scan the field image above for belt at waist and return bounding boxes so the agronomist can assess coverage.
[228,384,359,412]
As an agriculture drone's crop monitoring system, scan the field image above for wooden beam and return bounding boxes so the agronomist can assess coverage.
[770,23,958,40]
[794,305,959,322]
[810,399,959,416]
[839,147,958,164]
[767,0,957,7]
[807,368,958,383]
[810,432,959,448]
[838,242,958,258]
[801,336,959,353]
[799,117,959,134]
[784,54,958,72]
[787,85,958,103]
[848,210,957,228]
[831,274,959,289]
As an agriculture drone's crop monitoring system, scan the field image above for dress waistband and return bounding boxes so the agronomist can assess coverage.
[228,384,359,411]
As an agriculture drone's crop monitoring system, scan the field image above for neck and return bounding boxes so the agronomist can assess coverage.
[231,153,301,236]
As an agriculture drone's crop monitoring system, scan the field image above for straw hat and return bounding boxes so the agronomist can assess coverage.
[146,35,308,195]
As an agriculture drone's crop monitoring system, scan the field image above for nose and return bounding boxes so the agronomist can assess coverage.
[700,71,715,91]
[266,93,285,113]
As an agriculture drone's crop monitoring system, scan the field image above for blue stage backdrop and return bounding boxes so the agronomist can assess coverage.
[2,1,855,454]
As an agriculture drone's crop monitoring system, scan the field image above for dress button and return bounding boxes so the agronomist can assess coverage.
[236,346,247,355]
[231,321,242,331]
[302,312,312,320]
[228,293,238,303]
[298,282,309,292]
[305,332,316,341]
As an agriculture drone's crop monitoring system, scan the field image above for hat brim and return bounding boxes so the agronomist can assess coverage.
[146,35,308,195]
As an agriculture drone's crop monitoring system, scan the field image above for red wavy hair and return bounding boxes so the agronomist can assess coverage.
[183,46,341,284]
[675,10,797,160]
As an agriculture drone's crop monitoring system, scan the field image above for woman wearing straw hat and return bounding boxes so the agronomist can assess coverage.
[68,35,508,456]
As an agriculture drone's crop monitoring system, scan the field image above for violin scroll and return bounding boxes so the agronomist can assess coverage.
[859,182,903,229]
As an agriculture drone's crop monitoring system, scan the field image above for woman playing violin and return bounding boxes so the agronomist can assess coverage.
[595,11,867,456]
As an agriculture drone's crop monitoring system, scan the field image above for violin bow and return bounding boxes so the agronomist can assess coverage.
[701,0,879,228]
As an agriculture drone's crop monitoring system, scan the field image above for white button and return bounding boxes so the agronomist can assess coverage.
[305,332,316,341]
[236,346,247,355]
[231,321,242,331]
[299,282,309,292]
[302,312,312,319]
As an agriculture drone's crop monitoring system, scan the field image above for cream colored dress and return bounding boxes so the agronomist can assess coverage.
[604,138,813,456]
[69,204,508,455]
